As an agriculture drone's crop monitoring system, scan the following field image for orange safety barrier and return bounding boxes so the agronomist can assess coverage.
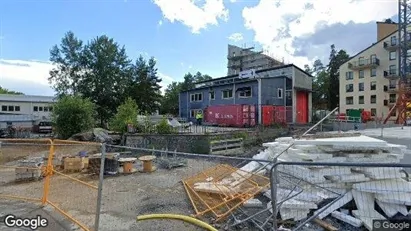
[0,138,102,231]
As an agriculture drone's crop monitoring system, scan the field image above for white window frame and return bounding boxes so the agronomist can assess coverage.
[209,91,215,100]
[346,97,354,105]
[358,82,364,91]
[190,93,203,102]
[238,87,252,98]
[370,81,377,90]
[277,88,283,99]
[358,70,364,78]
[345,71,353,80]
[222,89,233,99]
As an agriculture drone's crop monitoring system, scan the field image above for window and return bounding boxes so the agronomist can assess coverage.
[359,96,364,104]
[371,108,377,116]
[346,84,354,92]
[370,54,377,62]
[33,106,38,112]
[1,105,7,111]
[370,81,377,90]
[358,57,365,66]
[44,107,49,112]
[389,80,396,88]
[371,68,376,77]
[370,95,376,104]
[391,36,397,45]
[8,106,14,112]
[346,97,354,105]
[209,91,215,100]
[15,106,20,111]
[358,82,364,91]
[359,70,364,78]
[389,94,397,103]
[190,93,203,102]
[239,87,252,98]
[389,51,396,60]
[39,107,43,111]
[277,88,283,99]
[389,65,396,74]
[345,71,353,80]
[222,89,233,99]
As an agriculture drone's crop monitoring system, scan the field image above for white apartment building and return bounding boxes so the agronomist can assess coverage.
[339,21,408,119]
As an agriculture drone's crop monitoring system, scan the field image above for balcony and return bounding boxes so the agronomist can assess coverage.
[348,58,380,70]
[384,69,400,80]
[383,41,399,51]
[384,85,399,93]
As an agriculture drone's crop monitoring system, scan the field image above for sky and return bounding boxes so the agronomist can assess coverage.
[0,0,399,96]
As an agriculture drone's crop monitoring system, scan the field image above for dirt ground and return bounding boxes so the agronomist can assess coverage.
[0,142,251,231]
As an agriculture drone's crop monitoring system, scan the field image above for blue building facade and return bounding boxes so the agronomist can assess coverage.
[179,64,312,124]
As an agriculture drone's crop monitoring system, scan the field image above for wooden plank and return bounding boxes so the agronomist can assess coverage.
[313,218,338,231]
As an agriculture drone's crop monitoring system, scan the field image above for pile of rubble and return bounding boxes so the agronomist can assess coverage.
[239,134,411,230]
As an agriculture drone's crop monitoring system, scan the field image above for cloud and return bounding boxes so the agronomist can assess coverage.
[153,0,229,33]
[0,59,55,96]
[228,32,244,42]
[242,0,397,67]
[0,59,174,96]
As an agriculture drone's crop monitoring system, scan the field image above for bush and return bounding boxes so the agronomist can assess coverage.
[156,116,175,134]
[110,97,139,133]
[52,95,96,139]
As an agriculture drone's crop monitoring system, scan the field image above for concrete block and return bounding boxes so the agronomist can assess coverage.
[280,208,309,221]
[314,191,353,219]
[331,211,362,227]
[352,210,385,231]
[281,198,318,210]
[376,200,408,217]
[352,190,375,212]
[375,192,411,205]
[326,174,369,183]
[352,179,411,193]
[294,135,388,147]
[243,198,263,208]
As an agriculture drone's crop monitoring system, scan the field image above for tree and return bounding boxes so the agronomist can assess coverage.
[0,86,23,95]
[160,82,182,115]
[110,97,139,133]
[128,55,162,114]
[194,71,212,82]
[49,32,132,126]
[306,59,329,110]
[52,95,95,139]
[180,71,212,91]
[49,31,84,96]
[327,45,350,110]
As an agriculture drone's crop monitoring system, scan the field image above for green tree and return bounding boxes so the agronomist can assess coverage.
[49,32,132,126]
[194,71,212,82]
[305,60,329,110]
[180,71,212,91]
[110,97,139,133]
[52,95,95,139]
[327,45,349,110]
[0,86,23,95]
[48,31,84,96]
[160,82,182,115]
[128,55,162,114]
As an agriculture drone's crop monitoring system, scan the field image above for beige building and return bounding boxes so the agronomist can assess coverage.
[339,21,407,119]
[227,44,283,75]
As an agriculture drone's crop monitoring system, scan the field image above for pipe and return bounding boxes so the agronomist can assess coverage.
[136,214,218,231]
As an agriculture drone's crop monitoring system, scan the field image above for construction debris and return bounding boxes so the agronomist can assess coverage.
[15,157,43,181]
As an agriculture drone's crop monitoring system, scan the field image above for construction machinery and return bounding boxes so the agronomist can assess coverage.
[383,0,411,125]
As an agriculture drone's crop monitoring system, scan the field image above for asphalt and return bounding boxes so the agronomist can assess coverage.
[0,200,77,231]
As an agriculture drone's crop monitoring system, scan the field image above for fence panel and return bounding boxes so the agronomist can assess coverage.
[95,144,269,231]
[269,161,411,231]
[0,139,52,202]
[47,139,101,231]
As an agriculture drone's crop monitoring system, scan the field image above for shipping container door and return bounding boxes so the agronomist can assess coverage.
[296,91,309,124]
[262,106,273,126]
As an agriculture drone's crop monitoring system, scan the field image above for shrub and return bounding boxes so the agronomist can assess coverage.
[156,116,175,134]
[110,97,139,133]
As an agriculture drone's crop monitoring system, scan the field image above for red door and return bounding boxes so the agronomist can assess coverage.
[296,91,309,124]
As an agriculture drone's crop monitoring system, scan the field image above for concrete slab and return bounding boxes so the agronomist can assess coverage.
[331,211,362,228]
[0,200,76,231]
[294,135,388,147]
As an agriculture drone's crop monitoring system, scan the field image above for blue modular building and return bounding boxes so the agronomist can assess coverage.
[179,64,313,125]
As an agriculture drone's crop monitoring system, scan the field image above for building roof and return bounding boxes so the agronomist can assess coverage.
[0,94,56,103]
[341,25,398,66]
[196,64,312,85]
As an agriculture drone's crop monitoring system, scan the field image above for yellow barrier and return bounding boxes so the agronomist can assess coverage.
[0,138,101,231]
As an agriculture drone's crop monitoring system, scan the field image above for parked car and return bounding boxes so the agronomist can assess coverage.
[32,121,53,133]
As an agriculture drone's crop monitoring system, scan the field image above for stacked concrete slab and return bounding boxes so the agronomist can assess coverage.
[240,134,411,230]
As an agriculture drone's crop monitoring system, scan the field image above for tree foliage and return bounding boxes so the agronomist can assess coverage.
[110,97,139,133]
[51,95,95,139]
[305,45,350,111]
[0,86,23,95]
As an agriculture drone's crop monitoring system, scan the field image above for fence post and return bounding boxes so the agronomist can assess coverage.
[94,143,106,231]
[270,158,279,231]
[41,139,54,205]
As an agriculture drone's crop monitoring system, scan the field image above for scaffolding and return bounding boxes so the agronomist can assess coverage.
[384,0,411,125]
